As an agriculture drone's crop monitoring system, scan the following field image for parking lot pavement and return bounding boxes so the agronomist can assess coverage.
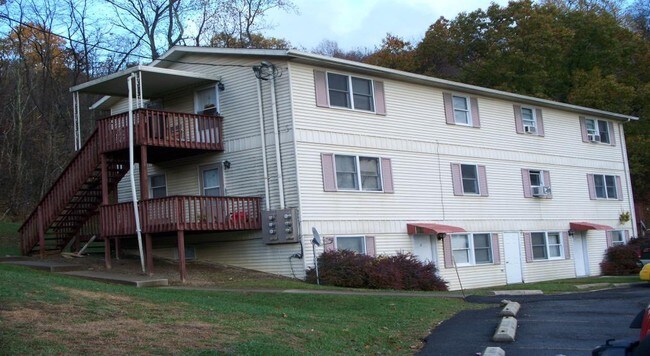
[418,284,650,356]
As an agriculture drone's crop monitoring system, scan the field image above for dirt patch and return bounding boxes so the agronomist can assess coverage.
[54,286,136,303]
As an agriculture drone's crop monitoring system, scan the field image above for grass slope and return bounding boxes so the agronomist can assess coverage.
[0,264,471,355]
[0,222,20,256]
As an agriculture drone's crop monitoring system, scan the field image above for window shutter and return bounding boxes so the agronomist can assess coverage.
[443,235,453,268]
[381,157,394,193]
[624,230,630,242]
[313,70,329,108]
[562,231,570,259]
[323,236,335,252]
[608,122,616,146]
[443,92,455,125]
[521,169,532,198]
[373,81,386,116]
[513,105,524,134]
[478,165,489,197]
[470,97,480,128]
[606,231,613,248]
[587,174,596,200]
[535,108,545,137]
[524,232,533,263]
[543,170,552,199]
[365,236,376,257]
[450,163,463,196]
[321,153,337,192]
[579,116,589,142]
[616,176,623,201]
[491,233,500,265]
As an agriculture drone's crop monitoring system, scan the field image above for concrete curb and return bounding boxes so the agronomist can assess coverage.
[483,346,505,356]
[493,316,517,342]
[492,289,543,296]
[62,271,169,288]
[1,260,84,272]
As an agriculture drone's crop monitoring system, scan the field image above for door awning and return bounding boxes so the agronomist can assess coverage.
[570,221,614,232]
[407,223,466,235]
[70,65,221,98]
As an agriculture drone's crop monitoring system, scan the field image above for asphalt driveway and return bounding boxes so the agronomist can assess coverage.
[419,284,650,355]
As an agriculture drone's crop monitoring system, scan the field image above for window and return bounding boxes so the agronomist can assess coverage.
[452,95,471,125]
[327,73,374,111]
[451,233,493,265]
[584,118,611,144]
[461,164,479,194]
[593,174,618,199]
[336,236,366,254]
[514,105,544,136]
[200,165,222,196]
[521,107,536,132]
[195,86,219,114]
[149,174,167,198]
[334,155,382,191]
[531,232,563,260]
[611,231,625,246]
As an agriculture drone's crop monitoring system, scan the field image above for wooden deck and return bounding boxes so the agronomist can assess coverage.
[100,196,262,237]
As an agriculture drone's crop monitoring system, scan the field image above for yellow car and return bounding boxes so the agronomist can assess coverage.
[641,263,650,281]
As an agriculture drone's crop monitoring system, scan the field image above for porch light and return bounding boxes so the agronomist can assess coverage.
[223,160,231,169]
[437,233,446,240]
[568,230,575,237]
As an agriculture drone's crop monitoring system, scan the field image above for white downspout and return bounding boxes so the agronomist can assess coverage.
[127,73,146,273]
[256,79,271,210]
[270,73,285,209]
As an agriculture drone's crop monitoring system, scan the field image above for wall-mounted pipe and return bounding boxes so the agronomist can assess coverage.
[256,78,271,210]
[127,73,146,273]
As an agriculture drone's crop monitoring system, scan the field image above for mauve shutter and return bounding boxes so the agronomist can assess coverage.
[365,236,376,257]
[443,235,453,268]
[321,153,337,192]
[323,236,335,252]
[313,70,329,107]
[624,230,630,242]
[450,163,463,196]
[491,233,500,265]
[470,97,480,128]
[478,165,489,197]
[524,232,533,263]
[608,122,616,146]
[514,105,524,134]
[562,231,570,259]
[587,174,596,200]
[522,169,532,198]
[543,170,552,199]
[374,81,386,115]
[616,176,623,201]
[606,231,613,248]
[579,116,589,142]
[443,92,455,125]
[536,108,545,137]
[381,157,394,193]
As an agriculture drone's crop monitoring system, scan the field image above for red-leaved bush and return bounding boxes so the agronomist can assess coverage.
[600,244,641,275]
[306,251,448,291]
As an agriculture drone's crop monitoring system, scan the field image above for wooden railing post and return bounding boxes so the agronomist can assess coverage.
[37,206,45,259]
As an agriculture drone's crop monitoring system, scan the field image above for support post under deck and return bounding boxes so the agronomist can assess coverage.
[145,233,153,276]
[104,237,112,270]
[37,206,45,259]
[177,230,187,283]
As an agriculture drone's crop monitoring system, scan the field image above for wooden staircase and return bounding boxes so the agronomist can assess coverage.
[19,129,129,255]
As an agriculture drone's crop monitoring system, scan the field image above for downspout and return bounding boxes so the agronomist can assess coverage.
[256,78,271,210]
[619,121,637,237]
[127,73,146,273]
[270,72,285,209]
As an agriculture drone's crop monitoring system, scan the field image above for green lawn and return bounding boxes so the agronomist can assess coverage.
[0,221,20,256]
[0,264,473,355]
[468,275,641,295]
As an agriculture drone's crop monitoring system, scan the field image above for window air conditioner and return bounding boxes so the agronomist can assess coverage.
[587,134,600,142]
[543,186,552,195]
[531,186,546,197]
[524,125,537,134]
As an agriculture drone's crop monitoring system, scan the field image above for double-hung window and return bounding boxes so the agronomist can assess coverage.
[461,164,479,194]
[521,107,536,133]
[327,73,375,112]
[336,236,366,254]
[531,232,563,260]
[335,155,382,191]
[451,163,488,196]
[584,118,611,144]
[451,233,493,265]
[594,174,618,199]
[452,95,471,125]
[149,174,167,198]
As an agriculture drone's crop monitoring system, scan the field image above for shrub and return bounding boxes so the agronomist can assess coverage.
[600,244,641,275]
[306,250,448,291]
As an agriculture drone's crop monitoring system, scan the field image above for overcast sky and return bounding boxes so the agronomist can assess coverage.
[265,0,510,51]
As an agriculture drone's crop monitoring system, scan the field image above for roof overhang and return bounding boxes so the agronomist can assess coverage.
[570,221,614,232]
[70,65,221,98]
[407,223,466,235]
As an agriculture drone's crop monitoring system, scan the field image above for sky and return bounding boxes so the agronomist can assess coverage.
[265,0,511,51]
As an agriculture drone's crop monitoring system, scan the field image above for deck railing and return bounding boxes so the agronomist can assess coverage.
[97,109,224,153]
[100,196,261,237]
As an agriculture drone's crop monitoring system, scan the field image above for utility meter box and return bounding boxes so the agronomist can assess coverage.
[262,208,299,244]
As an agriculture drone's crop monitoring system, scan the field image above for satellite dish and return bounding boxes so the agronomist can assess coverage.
[312,227,321,246]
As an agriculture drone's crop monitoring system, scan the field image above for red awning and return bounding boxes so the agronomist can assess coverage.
[570,221,614,232]
[407,223,466,235]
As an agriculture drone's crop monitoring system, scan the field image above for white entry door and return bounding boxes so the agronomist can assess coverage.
[412,234,438,266]
[573,233,589,277]
[503,232,523,284]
